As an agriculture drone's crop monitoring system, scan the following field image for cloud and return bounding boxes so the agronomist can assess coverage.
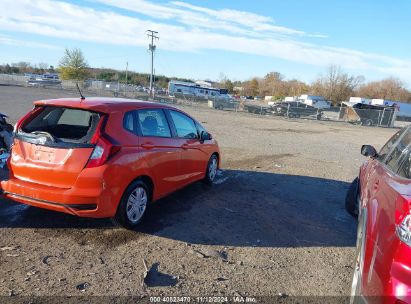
[96,0,316,38]
[0,0,410,82]
[169,1,306,36]
[0,34,61,50]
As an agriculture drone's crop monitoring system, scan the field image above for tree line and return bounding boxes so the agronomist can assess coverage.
[233,65,411,104]
[0,48,191,89]
[2,48,411,104]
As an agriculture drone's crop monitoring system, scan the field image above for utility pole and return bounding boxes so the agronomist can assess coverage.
[125,61,128,94]
[125,61,128,85]
[146,30,159,98]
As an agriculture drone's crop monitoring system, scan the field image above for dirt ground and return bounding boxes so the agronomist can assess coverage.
[0,86,399,299]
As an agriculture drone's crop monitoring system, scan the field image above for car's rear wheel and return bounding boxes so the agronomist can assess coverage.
[346,177,360,217]
[203,154,218,185]
[113,180,150,229]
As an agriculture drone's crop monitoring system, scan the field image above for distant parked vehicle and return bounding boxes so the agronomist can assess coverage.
[212,99,239,111]
[272,102,322,120]
[244,103,271,115]
[352,103,396,127]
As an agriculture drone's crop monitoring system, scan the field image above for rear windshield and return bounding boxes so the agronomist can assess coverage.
[21,106,101,144]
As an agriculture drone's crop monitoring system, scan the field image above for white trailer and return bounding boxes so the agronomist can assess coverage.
[284,96,298,102]
[168,80,229,100]
[349,97,371,104]
[298,95,331,109]
[371,99,411,118]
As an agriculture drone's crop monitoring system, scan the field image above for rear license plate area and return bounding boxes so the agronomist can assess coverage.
[32,145,56,163]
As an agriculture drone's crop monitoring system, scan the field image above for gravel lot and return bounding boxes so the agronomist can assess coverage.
[0,86,398,299]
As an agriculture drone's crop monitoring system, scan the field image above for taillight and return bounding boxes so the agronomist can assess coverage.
[90,115,107,144]
[86,136,121,168]
[85,115,120,168]
[396,214,411,247]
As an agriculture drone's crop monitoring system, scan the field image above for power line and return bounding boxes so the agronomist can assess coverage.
[146,29,159,97]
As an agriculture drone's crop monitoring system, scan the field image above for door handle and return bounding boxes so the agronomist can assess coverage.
[141,143,154,150]
[181,144,189,150]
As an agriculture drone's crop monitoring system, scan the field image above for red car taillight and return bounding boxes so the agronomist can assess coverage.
[85,115,121,169]
[396,214,411,247]
[85,137,121,168]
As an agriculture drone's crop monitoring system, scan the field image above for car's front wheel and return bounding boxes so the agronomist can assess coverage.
[346,177,360,217]
[203,154,218,185]
[113,180,150,229]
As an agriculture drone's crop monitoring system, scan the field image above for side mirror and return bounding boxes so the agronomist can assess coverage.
[200,131,211,142]
[361,145,377,158]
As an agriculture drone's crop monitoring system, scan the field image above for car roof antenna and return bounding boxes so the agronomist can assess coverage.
[76,82,86,101]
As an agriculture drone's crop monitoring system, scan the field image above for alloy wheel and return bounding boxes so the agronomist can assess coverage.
[209,156,218,181]
[126,186,148,224]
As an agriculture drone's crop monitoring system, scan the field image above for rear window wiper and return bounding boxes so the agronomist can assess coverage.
[30,131,60,143]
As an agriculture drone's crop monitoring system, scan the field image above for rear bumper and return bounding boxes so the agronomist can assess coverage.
[1,177,118,218]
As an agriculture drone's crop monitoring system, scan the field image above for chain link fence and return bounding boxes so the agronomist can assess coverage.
[1,74,409,128]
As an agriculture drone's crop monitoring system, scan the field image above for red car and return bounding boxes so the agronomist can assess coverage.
[1,97,220,229]
[346,126,411,303]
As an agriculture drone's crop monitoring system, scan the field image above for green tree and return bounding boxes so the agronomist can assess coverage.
[58,48,89,80]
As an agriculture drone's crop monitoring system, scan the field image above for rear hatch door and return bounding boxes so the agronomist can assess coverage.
[12,106,102,189]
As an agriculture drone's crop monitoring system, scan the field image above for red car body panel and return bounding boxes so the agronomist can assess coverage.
[358,133,411,303]
[1,98,220,218]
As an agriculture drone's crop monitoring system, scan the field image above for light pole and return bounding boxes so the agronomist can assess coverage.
[146,30,159,98]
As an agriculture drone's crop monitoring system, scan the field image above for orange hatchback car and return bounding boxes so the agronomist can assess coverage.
[1,97,220,228]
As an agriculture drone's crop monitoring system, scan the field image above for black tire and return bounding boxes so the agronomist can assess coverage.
[362,119,373,127]
[203,154,218,185]
[345,177,360,217]
[113,179,151,229]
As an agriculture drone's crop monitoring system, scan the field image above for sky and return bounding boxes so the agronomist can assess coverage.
[1,0,411,85]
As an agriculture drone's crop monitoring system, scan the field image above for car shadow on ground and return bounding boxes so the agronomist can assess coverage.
[0,169,357,248]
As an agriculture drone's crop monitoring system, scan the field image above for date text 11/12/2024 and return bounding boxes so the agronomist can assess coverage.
[149,296,258,303]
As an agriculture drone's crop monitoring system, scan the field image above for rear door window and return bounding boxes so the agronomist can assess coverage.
[21,106,101,144]
[169,110,198,139]
[123,111,136,134]
[384,127,411,173]
[137,109,171,137]
[397,148,411,179]
[377,127,408,162]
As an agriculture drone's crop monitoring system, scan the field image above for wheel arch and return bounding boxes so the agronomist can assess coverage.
[130,175,155,202]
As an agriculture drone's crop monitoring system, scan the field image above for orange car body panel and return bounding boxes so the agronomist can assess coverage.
[1,98,220,218]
